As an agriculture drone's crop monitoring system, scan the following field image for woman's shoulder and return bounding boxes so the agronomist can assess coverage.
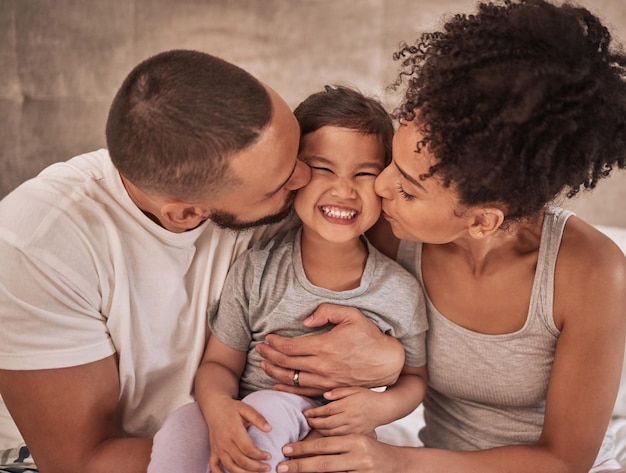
[560,215,625,273]
[555,215,626,325]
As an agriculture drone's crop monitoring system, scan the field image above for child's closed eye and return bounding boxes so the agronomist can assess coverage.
[311,166,333,173]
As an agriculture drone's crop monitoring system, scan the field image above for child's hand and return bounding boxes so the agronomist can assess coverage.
[206,399,273,473]
[302,387,385,436]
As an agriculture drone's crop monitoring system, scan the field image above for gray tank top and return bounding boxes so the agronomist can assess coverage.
[396,207,615,466]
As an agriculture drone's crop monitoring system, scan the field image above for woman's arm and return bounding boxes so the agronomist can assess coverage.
[278,308,624,473]
[276,435,575,473]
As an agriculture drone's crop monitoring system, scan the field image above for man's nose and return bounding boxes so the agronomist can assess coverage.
[284,160,311,191]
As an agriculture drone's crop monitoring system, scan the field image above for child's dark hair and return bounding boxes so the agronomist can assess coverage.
[294,85,394,166]
[393,0,626,221]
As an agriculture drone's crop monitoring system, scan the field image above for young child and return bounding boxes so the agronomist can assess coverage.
[148,85,428,473]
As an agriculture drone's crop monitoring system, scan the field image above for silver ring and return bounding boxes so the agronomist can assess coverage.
[292,369,300,387]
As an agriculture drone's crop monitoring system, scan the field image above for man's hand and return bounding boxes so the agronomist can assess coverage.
[255,303,404,395]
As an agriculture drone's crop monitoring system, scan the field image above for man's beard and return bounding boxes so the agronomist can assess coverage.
[208,192,296,231]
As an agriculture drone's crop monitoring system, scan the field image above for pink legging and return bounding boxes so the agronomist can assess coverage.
[148,390,322,473]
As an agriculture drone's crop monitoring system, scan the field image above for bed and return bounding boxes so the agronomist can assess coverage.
[376,224,626,467]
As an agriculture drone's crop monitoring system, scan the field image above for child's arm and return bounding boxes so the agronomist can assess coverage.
[303,364,427,436]
[195,336,273,473]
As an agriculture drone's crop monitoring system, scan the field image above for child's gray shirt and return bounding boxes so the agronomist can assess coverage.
[209,227,428,398]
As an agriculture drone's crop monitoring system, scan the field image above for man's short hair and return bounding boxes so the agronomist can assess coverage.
[106,49,272,200]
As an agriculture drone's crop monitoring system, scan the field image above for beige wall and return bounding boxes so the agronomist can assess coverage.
[1,0,625,226]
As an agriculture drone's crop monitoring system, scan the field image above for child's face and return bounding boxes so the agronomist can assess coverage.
[294,126,386,243]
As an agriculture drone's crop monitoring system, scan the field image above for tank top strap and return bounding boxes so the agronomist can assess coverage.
[533,207,574,337]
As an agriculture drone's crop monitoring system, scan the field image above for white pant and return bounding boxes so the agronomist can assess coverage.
[148,390,321,473]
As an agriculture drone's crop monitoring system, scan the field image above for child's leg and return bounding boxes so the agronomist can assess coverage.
[148,402,210,473]
[243,390,322,472]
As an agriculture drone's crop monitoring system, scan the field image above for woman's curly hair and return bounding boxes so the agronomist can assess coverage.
[393,0,626,220]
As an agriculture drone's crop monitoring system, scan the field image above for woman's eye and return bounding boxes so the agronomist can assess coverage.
[356,172,378,177]
[396,183,414,201]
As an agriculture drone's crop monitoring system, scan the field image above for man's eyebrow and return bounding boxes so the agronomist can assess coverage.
[395,161,427,192]
[265,160,298,197]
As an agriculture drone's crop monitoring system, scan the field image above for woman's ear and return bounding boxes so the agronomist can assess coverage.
[469,206,505,239]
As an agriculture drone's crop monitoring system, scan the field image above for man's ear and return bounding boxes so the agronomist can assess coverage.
[468,206,505,239]
[160,202,209,232]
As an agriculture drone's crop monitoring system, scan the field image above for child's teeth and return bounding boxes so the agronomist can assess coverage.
[322,206,356,219]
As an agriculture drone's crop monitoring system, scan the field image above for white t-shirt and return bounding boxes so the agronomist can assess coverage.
[0,149,291,449]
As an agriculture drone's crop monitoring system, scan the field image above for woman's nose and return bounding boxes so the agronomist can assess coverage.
[374,166,393,199]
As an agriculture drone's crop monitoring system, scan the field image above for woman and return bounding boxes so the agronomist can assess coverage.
[271,1,626,472]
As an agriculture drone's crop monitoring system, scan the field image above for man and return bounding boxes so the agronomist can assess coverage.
[0,50,403,473]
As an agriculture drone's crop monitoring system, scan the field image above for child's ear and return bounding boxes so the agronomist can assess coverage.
[469,207,505,239]
[160,202,209,231]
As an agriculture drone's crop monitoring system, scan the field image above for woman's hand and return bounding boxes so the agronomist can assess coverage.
[276,434,402,473]
[256,303,405,395]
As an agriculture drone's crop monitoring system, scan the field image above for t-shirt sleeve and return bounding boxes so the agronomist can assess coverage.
[0,240,114,370]
[401,303,428,368]
[394,276,428,368]
[370,253,428,368]
[387,240,428,367]
[208,250,256,352]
